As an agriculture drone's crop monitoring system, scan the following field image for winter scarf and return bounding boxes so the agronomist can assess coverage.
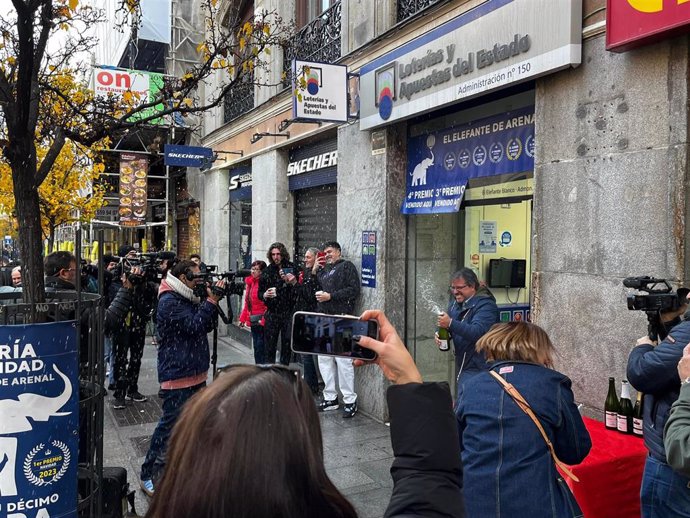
[164,273,200,303]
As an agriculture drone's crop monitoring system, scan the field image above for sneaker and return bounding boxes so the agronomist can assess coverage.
[343,401,358,419]
[318,398,339,412]
[125,392,148,403]
[140,479,154,497]
[112,398,126,410]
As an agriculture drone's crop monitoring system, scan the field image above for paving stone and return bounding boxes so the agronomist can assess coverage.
[130,435,152,457]
[110,395,163,427]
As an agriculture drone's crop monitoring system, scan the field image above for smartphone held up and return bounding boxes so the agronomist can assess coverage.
[291,311,379,361]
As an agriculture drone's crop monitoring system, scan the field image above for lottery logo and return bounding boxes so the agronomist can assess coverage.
[375,64,396,121]
[306,68,321,95]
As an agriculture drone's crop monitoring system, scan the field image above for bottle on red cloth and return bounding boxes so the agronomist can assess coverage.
[632,391,644,437]
[617,379,634,434]
[604,377,619,430]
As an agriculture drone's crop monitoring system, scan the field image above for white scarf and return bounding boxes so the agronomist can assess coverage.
[165,273,200,303]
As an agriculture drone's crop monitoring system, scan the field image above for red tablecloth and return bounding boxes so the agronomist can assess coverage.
[563,417,647,518]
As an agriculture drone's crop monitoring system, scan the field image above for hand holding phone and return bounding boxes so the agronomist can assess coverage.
[281,267,294,276]
[291,311,378,361]
[355,310,423,385]
[316,252,326,268]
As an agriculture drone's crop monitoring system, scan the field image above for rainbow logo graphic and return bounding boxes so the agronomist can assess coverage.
[375,63,396,121]
[306,68,321,95]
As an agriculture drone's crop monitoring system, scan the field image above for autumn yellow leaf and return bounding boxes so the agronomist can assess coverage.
[69,0,78,10]
[239,37,246,51]
[122,90,133,104]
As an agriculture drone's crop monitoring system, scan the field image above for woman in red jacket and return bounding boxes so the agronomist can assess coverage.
[239,260,268,364]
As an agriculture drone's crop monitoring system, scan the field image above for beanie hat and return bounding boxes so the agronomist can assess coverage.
[118,245,135,257]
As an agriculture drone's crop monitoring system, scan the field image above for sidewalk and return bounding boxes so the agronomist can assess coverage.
[103,334,394,517]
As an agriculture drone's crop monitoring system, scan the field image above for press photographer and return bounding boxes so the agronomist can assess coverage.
[106,245,158,410]
[625,276,690,516]
[139,259,226,496]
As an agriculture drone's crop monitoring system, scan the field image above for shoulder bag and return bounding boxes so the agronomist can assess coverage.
[489,370,583,517]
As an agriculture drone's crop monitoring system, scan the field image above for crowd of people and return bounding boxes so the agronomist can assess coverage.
[7,242,690,518]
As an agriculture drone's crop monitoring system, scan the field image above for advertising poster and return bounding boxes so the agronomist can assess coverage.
[92,67,166,125]
[402,106,534,214]
[0,321,79,518]
[361,231,377,288]
[292,60,348,122]
[479,220,497,253]
[119,154,149,227]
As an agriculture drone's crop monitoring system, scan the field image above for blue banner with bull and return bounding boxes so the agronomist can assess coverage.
[401,106,535,214]
[0,321,79,518]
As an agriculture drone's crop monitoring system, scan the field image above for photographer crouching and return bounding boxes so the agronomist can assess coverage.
[139,259,226,497]
[625,277,690,518]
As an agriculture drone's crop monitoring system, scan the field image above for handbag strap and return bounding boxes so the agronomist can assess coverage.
[489,370,580,482]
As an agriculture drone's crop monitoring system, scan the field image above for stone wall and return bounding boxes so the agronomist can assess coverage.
[533,34,690,414]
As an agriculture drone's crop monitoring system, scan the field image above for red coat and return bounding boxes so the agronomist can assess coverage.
[239,275,267,326]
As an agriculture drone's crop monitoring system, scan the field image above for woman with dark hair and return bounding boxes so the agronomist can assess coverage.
[239,259,268,364]
[146,310,466,518]
[457,322,591,518]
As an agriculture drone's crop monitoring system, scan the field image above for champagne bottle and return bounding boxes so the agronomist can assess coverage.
[633,391,644,437]
[617,380,634,434]
[437,321,450,352]
[604,377,619,430]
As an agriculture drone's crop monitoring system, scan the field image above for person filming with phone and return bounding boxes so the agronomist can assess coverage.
[145,309,466,518]
[314,241,361,418]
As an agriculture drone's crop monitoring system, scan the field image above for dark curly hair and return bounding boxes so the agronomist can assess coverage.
[266,242,290,263]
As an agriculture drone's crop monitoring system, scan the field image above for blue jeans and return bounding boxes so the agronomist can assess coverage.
[301,354,319,394]
[140,382,205,482]
[641,455,690,518]
[104,336,115,386]
[251,325,265,365]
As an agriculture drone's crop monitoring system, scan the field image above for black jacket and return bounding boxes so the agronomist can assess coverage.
[316,259,360,315]
[106,278,157,331]
[258,261,295,315]
[292,267,320,313]
[385,382,465,517]
[627,319,690,463]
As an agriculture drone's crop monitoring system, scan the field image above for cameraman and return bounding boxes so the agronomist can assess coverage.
[627,287,690,518]
[139,260,225,496]
[106,246,158,409]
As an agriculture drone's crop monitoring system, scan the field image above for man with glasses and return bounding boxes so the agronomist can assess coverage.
[436,268,499,398]
[44,251,78,289]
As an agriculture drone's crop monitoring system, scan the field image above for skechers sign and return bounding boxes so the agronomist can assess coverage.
[164,144,213,167]
[402,106,534,214]
[359,0,581,130]
[607,0,690,52]
[287,151,338,176]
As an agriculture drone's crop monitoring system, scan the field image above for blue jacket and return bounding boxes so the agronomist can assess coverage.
[457,362,591,518]
[156,290,217,384]
[627,319,690,463]
[448,291,499,373]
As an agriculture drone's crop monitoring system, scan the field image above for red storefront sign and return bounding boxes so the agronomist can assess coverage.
[607,0,690,52]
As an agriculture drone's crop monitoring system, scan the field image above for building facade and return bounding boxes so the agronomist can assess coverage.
[201,0,690,421]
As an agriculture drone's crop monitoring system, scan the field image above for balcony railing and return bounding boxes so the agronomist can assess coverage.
[282,1,342,86]
[397,0,442,22]
[223,77,255,124]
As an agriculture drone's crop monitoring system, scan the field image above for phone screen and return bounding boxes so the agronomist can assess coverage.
[291,312,378,361]
[282,267,294,275]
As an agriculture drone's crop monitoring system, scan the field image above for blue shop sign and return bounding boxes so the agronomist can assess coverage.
[402,106,534,214]
[164,144,213,167]
[0,321,79,518]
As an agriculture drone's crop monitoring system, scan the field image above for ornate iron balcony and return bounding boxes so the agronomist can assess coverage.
[282,1,342,86]
[223,78,255,123]
[397,0,442,22]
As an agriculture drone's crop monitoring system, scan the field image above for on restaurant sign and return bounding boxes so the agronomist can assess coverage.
[607,0,690,52]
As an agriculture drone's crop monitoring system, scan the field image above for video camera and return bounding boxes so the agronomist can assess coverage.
[624,276,688,341]
[190,265,250,300]
[112,252,172,284]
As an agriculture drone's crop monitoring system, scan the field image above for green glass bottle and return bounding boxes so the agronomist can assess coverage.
[604,377,619,430]
[437,322,450,352]
[617,380,634,434]
[633,391,644,437]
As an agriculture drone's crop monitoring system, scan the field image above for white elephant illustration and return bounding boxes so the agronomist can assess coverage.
[410,149,435,186]
[0,364,72,496]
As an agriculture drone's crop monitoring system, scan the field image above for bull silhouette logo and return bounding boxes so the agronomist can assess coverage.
[410,135,436,187]
[0,364,72,496]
